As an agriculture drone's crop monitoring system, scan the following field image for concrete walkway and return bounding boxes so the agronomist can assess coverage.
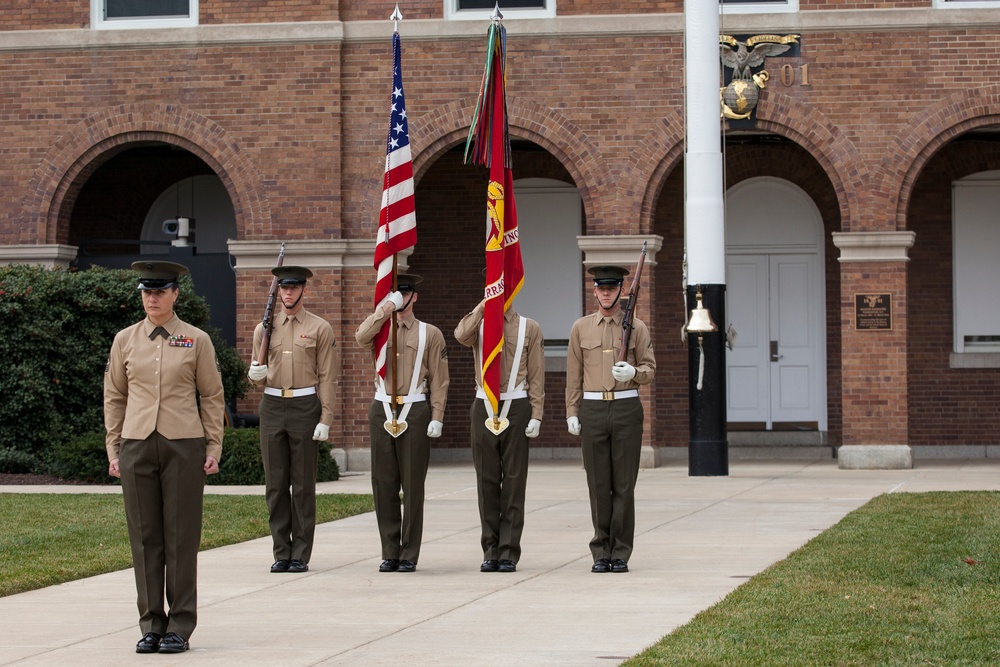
[2,459,1000,666]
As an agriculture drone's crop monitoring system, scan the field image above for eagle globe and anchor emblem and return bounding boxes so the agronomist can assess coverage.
[719,34,800,120]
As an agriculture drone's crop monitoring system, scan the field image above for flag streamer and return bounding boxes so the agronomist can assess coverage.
[465,19,524,419]
[373,30,417,381]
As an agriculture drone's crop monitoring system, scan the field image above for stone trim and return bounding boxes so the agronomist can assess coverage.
[838,445,913,470]
[3,10,1000,51]
[0,244,78,268]
[949,353,1000,369]
[831,231,915,263]
[228,239,411,272]
[578,234,663,268]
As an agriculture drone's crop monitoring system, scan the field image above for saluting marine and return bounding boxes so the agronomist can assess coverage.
[455,295,544,573]
[566,265,656,574]
[355,273,449,573]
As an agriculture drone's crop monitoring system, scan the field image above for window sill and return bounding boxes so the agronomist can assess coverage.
[949,352,1000,369]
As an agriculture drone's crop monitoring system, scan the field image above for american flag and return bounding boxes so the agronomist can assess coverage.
[372,31,417,381]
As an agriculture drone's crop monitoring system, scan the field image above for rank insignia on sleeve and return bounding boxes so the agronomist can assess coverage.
[168,336,194,347]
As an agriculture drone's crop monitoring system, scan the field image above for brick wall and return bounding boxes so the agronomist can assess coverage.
[906,141,1000,446]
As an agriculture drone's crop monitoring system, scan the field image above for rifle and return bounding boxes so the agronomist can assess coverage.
[618,241,647,363]
[255,242,286,366]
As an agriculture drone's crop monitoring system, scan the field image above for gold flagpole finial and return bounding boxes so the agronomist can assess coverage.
[491,3,503,23]
[390,5,402,31]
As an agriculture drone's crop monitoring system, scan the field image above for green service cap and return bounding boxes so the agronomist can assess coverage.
[396,273,423,292]
[588,265,629,286]
[272,266,313,285]
[132,260,189,290]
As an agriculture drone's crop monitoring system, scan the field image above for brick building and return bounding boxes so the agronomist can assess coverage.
[2,1,998,469]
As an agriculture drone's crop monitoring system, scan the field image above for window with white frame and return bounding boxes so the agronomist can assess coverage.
[952,173,1000,354]
[720,0,798,14]
[92,0,198,30]
[446,0,554,21]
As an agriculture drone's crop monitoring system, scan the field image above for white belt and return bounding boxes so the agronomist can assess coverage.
[375,391,426,404]
[583,389,639,401]
[476,388,527,401]
[264,386,317,398]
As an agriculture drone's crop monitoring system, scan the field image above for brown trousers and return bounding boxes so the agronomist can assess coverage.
[579,397,643,562]
[368,400,430,563]
[470,397,530,563]
[259,393,321,563]
[119,432,206,639]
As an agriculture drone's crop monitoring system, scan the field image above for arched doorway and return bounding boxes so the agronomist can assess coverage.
[725,177,828,432]
[70,143,238,343]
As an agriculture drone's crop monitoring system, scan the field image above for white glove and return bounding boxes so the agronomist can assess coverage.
[566,416,581,436]
[384,291,404,312]
[427,420,443,438]
[525,419,541,439]
[312,423,330,442]
[611,361,637,382]
[248,361,268,382]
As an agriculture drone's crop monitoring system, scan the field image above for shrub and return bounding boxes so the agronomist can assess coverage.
[0,265,248,460]
[207,427,340,486]
[47,432,114,484]
[0,447,39,475]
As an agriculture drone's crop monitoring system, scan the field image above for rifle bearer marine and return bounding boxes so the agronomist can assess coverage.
[566,258,655,574]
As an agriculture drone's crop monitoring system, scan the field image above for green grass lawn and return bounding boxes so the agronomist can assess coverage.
[624,491,1000,666]
[0,493,374,598]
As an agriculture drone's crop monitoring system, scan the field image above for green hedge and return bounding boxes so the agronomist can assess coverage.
[0,265,248,473]
[50,428,339,486]
[209,427,340,485]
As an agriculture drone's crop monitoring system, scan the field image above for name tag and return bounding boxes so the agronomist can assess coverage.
[169,336,194,348]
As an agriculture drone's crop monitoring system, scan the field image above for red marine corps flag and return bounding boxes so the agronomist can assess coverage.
[373,9,417,388]
[464,7,524,435]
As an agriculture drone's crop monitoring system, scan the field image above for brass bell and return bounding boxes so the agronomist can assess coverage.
[686,290,718,333]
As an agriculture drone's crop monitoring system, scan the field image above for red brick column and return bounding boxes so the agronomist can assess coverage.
[832,232,915,469]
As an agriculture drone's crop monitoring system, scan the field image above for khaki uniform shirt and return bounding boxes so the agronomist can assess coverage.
[104,314,225,461]
[454,303,545,421]
[355,309,449,422]
[250,307,339,425]
[566,310,655,418]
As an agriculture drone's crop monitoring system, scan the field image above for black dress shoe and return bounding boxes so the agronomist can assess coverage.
[379,558,399,572]
[287,559,309,573]
[498,559,517,573]
[480,559,499,572]
[397,559,416,572]
[135,632,162,654]
[610,558,629,573]
[157,632,189,654]
[270,559,290,573]
[591,558,611,573]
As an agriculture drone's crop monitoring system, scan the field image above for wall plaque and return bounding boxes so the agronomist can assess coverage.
[855,293,892,331]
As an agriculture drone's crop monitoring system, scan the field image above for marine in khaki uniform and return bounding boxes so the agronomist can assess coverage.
[355,273,449,573]
[566,265,655,574]
[104,260,225,654]
[248,266,338,574]
[454,299,544,573]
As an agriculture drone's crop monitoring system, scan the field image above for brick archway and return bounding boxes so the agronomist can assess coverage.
[878,85,1000,230]
[626,109,685,235]
[753,97,868,232]
[20,103,271,245]
[407,95,611,232]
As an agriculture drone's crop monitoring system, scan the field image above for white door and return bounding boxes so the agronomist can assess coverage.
[725,177,827,431]
[726,253,820,428]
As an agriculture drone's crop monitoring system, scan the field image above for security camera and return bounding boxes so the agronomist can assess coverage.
[162,219,179,235]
